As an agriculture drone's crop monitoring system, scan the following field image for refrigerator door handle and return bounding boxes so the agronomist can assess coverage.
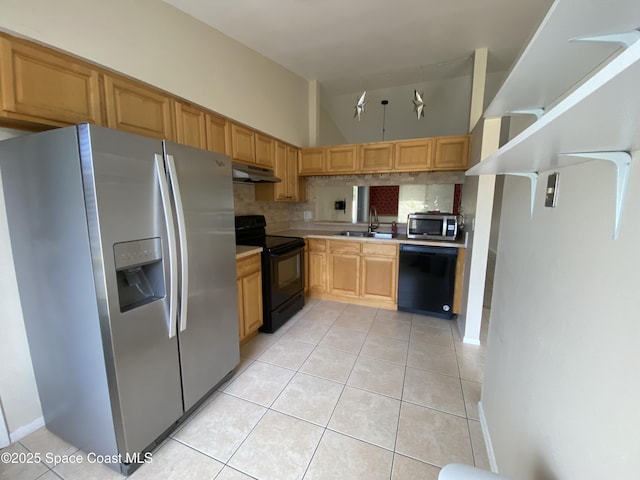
[165,154,189,333]
[154,154,178,338]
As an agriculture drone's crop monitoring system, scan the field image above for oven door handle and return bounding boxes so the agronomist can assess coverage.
[269,247,303,258]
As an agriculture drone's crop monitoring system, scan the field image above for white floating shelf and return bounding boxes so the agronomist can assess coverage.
[468,38,640,176]
[484,0,640,118]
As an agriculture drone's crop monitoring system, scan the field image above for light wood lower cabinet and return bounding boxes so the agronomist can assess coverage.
[360,243,398,303]
[308,238,398,308]
[236,253,263,343]
[0,34,102,127]
[328,240,361,297]
[307,239,327,294]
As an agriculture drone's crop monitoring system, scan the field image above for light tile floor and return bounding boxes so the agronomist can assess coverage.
[0,299,489,480]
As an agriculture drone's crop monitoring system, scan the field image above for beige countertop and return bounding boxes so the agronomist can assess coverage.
[270,228,467,249]
[235,245,263,259]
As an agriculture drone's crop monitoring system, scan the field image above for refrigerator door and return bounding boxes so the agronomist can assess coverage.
[80,125,184,455]
[164,141,240,410]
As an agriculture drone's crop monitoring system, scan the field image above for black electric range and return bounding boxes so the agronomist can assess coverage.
[235,215,305,333]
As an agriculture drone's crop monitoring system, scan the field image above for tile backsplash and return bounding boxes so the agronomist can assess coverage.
[233,170,466,229]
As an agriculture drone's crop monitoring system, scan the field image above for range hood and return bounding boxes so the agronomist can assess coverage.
[232,161,281,183]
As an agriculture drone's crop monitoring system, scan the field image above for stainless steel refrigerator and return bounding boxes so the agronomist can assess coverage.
[0,124,239,474]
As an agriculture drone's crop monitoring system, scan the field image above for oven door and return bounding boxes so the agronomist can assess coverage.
[269,245,304,310]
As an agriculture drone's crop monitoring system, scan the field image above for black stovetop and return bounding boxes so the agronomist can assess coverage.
[235,215,304,253]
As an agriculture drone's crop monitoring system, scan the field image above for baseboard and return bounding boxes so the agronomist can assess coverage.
[0,418,9,448]
[463,336,481,345]
[478,401,499,473]
[8,416,45,444]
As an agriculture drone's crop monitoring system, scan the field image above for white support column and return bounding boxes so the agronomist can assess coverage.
[469,48,488,132]
[308,79,320,147]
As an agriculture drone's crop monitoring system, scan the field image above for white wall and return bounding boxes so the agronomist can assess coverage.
[0,128,43,443]
[482,153,640,478]
[321,74,473,144]
[0,0,309,146]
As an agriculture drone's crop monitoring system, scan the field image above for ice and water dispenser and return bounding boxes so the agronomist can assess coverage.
[114,238,165,312]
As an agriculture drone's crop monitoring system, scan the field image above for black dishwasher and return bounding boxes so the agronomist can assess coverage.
[398,244,458,319]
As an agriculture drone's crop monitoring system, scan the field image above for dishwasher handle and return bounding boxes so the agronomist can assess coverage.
[400,244,458,256]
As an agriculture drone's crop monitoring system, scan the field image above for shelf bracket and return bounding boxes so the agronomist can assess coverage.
[509,108,544,120]
[559,152,632,240]
[570,30,640,48]
[505,172,538,218]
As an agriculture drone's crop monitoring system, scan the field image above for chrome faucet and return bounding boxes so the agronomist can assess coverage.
[368,205,379,233]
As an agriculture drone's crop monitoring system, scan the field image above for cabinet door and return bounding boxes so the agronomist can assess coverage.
[103,74,174,140]
[329,253,360,297]
[230,123,255,163]
[242,270,263,335]
[326,145,357,173]
[308,251,327,293]
[286,145,305,201]
[433,135,470,171]
[255,133,275,168]
[0,36,102,126]
[393,138,434,171]
[361,256,397,302]
[205,113,229,155]
[272,141,289,200]
[174,101,207,149]
[299,148,325,175]
[359,142,393,172]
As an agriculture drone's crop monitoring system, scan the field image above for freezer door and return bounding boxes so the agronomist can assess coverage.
[164,141,240,410]
[80,125,184,455]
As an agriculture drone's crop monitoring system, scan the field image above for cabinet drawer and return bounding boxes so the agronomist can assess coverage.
[307,238,326,252]
[362,242,397,257]
[236,254,261,278]
[329,240,361,254]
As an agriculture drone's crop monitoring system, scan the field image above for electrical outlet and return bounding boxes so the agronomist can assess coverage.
[545,172,559,207]
[303,211,312,221]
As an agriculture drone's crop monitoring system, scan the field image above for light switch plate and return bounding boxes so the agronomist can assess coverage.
[545,172,559,207]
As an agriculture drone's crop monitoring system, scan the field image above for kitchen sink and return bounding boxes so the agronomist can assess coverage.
[336,231,395,239]
[337,230,370,237]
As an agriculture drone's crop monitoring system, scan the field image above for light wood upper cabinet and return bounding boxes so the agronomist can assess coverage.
[230,122,255,164]
[174,101,207,149]
[359,142,394,172]
[205,113,229,155]
[103,74,174,140]
[299,148,325,175]
[0,35,102,127]
[254,133,275,168]
[326,145,357,173]
[285,145,305,201]
[393,138,434,172]
[255,142,305,202]
[433,135,470,171]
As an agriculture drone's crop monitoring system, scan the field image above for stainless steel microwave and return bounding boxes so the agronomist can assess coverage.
[406,212,459,240]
